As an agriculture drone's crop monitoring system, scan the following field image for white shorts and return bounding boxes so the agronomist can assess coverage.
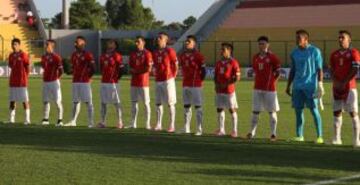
[252,90,280,112]
[43,80,62,102]
[215,92,238,109]
[131,86,150,104]
[9,87,29,102]
[333,89,358,113]
[72,83,92,103]
[100,83,120,104]
[155,78,177,105]
[183,87,203,106]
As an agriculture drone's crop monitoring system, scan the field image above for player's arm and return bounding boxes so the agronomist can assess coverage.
[170,49,179,77]
[24,53,30,74]
[286,56,295,96]
[86,53,96,78]
[272,55,281,81]
[341,50,360,87]
[118,54,125,80]
[57,56,64,78]
[315,49,325,98]
[199,53,207,80]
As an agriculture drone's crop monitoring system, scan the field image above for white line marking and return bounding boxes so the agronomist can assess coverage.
[304,174,360,185]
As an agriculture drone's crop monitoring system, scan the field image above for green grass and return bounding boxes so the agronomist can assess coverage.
[0,76,359,185]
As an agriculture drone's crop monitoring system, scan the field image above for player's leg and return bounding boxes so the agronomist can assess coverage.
[229,93,238,138]
[291,90,305,141]
[42,82,50,125]
[85,84,94,128]
[307,98,323,144]
[154,82,164,131]
[248,90,262,139]
[55,81,64,126]
[266,91,279,141]
[129,87,139,129]
[143,87,151,130]
[332,110,343,145]
[167,79,177,133]
[23,88,30,125]
[348,89,359,147]
[65,83,81,126]
[269,112,278,141]
[115,102,123,129]
[9,101,16,124]
[215,94,226,136]
[182,88,192,133]
[194,105,203,136]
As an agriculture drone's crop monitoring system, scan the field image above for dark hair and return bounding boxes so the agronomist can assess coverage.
[107,39,119,49]
[186,35,197,43]
[221,42,234,53]
[12,38,21,45]
[136,35,146,42]
[76,36,86,42]
[46,39,56,45]
[296,29,309,38]
[257,36,269,43]
[339,30,352,38]
[158,31,169,37]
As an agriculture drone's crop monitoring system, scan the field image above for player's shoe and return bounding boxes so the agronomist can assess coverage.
[145,124,152,130]
[331,138,343,145]
[55,120,63,127]
[125,124,137,129]
[116,122,124,129]
[24,121,31,126]
[178,128,191,134]
[230,131,238,138]
[97,122,106,128]
[167,126,175,133]
[315,137,324,144]
[41,119,50,126]
[88,123,94,128]
[64,121,76,127]
[214,129,226,136]
[153,124,162,131]
[354,141,360,148]
[194,131,202,136]
[247,133,254,140]
[290,136,305,142]
[270,135,277,142]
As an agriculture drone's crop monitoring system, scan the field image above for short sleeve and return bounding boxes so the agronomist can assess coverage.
[314,48,323,70]
[86,52,95,63]
[271,54,281,70]
[233,60,241,76]
[351,48,360,68]
[146,51,153,66]
[168,48,178,64]
[196,52,206,67]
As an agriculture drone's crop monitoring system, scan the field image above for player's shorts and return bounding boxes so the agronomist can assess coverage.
[183,87,203,106]
[333,89,358,113]
[155,78,177,105]
[100,83,120,104]
[215,92,238,109]
[43,80,62,102]
[292,89,318,109]
[131,86,150,104]
[252,90,280,112]
[9,87,29,102]
[72,83,92,103]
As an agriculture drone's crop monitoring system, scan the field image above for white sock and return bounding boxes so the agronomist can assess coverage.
[25,109,30,123]
[115,103,123,124]
[87,103,94,126]
[131,102,139,127]
[56,101,64,120]
[250,113,259,136]
[351,116,360,145]
[43,102,50,120]
[217,111,225,132]
[145,103,151,128]
[100,103,107,123]
[334,116,343,141]
[231,112,238,133]
[269,112,278,136]
[9,109,15,123]
[196,107,203,133]
[184,107,192,131]
[71,102,81,123]
[169,105,176,129]
[156,105,163,128]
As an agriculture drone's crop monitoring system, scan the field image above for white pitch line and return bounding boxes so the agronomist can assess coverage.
[304,174,360,185]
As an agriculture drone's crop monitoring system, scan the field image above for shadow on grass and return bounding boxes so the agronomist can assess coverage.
[0,124,359,175]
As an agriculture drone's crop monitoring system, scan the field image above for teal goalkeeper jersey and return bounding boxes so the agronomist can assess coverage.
[290,44,323,92]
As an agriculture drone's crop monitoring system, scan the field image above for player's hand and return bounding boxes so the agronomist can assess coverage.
[317,81,325,98]
[286,86,292,97]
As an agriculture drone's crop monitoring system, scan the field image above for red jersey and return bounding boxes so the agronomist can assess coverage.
[152,47,178,82]
[129,49,153,87]
[100,51,123,83]
[9,51,30,87]
[330,48,360,100]
[71,50,95,83]
[41,52,63,82]
[214,58,241,94]
[252,52,281,91]
[179,50,206,87]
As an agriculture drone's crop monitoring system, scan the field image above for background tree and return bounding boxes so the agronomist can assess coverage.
[70,0,107,30]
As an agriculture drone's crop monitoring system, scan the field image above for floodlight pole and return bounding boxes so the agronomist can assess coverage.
[62,0,69,29]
